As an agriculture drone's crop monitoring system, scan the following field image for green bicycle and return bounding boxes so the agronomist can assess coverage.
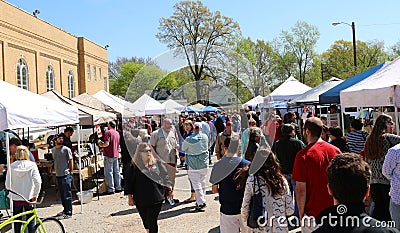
[0,189,65,233]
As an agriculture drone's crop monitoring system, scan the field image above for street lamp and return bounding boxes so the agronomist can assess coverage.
[332,21,357,72]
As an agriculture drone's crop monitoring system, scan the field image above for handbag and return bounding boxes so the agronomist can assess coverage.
[247,175,266,228]
[0,189,10,209]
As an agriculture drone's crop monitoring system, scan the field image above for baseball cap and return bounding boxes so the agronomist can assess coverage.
[52,134,63,140]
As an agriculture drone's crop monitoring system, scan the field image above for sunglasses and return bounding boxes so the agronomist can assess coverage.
[140,149,152,153]
[387,121,394,125]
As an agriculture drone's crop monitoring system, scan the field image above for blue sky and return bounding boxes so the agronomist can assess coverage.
[6,0,400,62]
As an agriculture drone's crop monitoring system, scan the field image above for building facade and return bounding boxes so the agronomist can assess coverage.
[0,0,108,98]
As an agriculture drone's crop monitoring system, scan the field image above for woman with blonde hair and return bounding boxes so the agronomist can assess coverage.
[124,143,173,233]
[6,145,41,233]
[364,113,400,221]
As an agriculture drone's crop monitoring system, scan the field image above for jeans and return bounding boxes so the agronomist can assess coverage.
[390,199,400,230]
[13,202,35,233]
[104,156,122,192]
[283,174,299,218]
[370,183,391,221]
[56,174,72,216]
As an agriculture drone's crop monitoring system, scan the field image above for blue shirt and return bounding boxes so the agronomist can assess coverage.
[383,144,400,205]
[210,157,250,215]
[182,132,209,170]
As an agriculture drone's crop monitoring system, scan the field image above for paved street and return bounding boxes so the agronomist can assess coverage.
[31,164,222,233]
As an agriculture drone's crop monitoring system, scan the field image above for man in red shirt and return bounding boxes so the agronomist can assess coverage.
[98,121,122,194]
[292,117,341,232]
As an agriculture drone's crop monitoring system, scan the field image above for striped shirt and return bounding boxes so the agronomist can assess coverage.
[383,144,400,205]
[346,130,368,155]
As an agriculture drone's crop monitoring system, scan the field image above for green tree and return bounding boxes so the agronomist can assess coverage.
[109,62,144,97]
[388,41,400,60]
[321,40,387,80]
[277,21,320,84]
[125,65,164,102]
[156,0,240,102]
[233,37,276,96]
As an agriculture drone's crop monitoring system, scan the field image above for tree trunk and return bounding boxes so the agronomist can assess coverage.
[195,79,201,103]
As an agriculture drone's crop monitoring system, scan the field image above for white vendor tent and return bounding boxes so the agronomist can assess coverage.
[0,81,83,216]
[41,90,116,125]
[289,77,343,106]
[0,81,79,130]
[341,56,400,108]
[93,90,138,117]
[341,56,400,133]
[162,99,185,113]
[267,76,311,102]
[243,95,264,108]
[73,93,116,113]
[131,94,166,116]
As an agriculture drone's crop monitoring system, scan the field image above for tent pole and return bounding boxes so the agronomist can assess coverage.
[6,132,14,232]
[77,124,83,213]
[395,106,399,135]
[341,107,345,133]
[92,126,99,200]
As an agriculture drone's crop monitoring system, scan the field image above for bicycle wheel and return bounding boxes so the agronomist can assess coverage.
[34,217,65,233]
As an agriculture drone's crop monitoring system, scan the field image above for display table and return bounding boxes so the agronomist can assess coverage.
[72,159,103,181]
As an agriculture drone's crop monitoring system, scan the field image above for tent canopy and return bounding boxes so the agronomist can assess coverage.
[183,106,203,113]
[341,56,400,108]
[243,95,264,108]
[200,106,220,112]
[267,76,311,102]
[162,99,185,113]
[73,93,116,113]
[0,81,79,130]
[131,94,166,116]
[41,90,116,126]
[289,77,343,106]
[93,90,138,117]
[191,103,205,109]
[319,63,387,104]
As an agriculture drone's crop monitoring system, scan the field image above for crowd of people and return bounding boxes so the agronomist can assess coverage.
[119,107,400,233]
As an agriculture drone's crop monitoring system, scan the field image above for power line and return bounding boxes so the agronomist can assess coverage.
[358,23,400,27]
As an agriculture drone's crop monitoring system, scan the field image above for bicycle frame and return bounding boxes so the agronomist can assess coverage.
[0,207,44,232]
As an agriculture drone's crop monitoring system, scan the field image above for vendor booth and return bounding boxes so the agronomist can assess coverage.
[93,90,138,118]
[319,63,387,104]
[341,56,400,133]
[0,81,85,214]
[131,94,166,116]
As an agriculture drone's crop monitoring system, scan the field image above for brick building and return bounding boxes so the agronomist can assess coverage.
[0,0,108,97]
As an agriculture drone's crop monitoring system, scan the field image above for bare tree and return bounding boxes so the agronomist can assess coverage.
[156,0,240,102]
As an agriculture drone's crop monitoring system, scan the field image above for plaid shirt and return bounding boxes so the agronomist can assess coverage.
[383,144,400,205]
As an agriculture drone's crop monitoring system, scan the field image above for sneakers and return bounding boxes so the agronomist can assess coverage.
[195,203,207,212]
[55,211,64,217]
[57,214,71,220]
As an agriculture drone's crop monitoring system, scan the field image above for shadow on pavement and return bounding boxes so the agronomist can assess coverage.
[158,206,196,220]
[110,208,137,216]
[208,226,220,233]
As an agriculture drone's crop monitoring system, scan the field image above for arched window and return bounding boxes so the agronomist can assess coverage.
[16,58,28,90]
[93,66,97,82]
[68,70,74,98]
[46,65,55,91]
